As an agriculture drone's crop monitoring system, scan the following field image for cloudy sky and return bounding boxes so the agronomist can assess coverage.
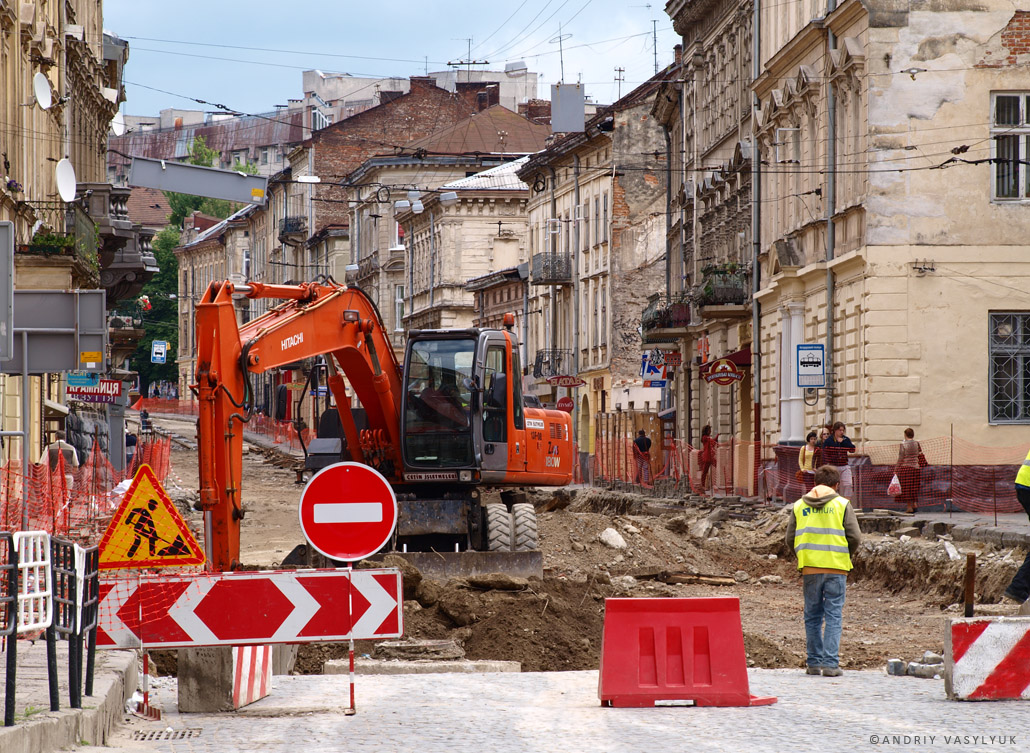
[104,1,679,117]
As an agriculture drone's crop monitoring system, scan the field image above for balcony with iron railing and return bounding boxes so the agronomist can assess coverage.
[20,200,100,287]
[530,251,572,286]
[695,266,750,317]
[641,292,692,343]
[533,348,574,378]
[278,216,308,243]
[356,250,379,282]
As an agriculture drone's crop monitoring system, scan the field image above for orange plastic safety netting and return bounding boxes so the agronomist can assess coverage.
[0,436,172,539]
[594,432,1028,514]
[133,399,312,453]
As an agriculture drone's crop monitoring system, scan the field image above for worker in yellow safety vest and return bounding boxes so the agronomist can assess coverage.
[1004,449,1030,604]
[785,464,862,677]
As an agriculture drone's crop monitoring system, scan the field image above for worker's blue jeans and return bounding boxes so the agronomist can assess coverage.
[803,573,847,669]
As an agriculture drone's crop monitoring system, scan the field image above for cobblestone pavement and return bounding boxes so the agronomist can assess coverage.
[77,669,1027,753]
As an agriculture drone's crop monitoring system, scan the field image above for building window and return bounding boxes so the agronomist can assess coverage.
[992,93,1030,200]
[583,203,590,250]
[602,192,609,242]
[989,312,1030,422]
[594,197,600,244]
[395,285,405,332]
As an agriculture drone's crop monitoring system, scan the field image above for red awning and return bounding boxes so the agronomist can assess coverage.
[699,348,752,375]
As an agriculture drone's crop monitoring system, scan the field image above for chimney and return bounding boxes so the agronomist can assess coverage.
[674,44,683,67]
[518,99,551,125]
[409,76,436,93]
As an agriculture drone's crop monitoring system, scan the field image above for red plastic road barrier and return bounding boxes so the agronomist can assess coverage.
[96,568,403,649]
[233,645,273,709]
[598,597,777,708]
[946,616,1030,700]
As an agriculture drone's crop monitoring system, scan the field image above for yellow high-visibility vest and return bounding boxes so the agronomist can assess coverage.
[1016,449,1030,488]
[792,495,852,571]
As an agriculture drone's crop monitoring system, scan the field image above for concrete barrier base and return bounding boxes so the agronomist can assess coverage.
[946,616,1030,701]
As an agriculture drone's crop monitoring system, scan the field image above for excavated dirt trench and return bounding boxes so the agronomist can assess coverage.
[149,431,1027,677]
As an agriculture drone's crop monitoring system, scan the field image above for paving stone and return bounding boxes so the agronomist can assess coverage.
[951,525,974,541]
[886,659,907,676]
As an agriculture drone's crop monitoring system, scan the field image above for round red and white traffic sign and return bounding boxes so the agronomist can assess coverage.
[556,396,574,413]
[298,462,398,562]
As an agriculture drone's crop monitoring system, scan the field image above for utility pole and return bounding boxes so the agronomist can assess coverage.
[614,67,625,100]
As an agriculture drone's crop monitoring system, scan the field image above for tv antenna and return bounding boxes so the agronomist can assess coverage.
[632,4,659,74]
[550,25,573,83]
[447,38,488,82]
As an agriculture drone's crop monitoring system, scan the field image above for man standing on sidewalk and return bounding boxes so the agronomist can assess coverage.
[1005,449,1030,605]
[786,464,862,676]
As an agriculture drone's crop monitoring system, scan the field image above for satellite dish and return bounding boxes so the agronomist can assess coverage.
[33,72,52,110]
[55,158,76,202]
[111,110,125,136]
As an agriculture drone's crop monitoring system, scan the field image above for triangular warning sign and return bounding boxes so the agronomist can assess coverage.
[98,464,205,569]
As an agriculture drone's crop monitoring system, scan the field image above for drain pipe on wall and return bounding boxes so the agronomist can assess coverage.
[573,156,581,451]
[547,166,559,364]
[825,6,838,423]
[752,0,763,470]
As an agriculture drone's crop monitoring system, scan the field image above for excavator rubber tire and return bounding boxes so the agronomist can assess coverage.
[484,503,514,551]
[511,502,539,552]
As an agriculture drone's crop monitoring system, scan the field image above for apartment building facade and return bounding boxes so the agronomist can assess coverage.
[754,0,1030,449]
[517,76,668,455]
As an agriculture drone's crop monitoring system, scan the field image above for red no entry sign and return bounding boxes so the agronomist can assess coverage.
[298,462,398,562]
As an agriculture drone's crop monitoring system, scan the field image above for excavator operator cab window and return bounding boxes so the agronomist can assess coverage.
[403,338,475,467]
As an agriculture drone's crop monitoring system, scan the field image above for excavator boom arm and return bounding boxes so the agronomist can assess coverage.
[195,279,402,570]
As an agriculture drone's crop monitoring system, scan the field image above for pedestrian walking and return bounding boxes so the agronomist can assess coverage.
[699,425,717,492]
[785,464,862,676]
[1005,448,1030,605]
[820,422,856,497]
[633,429,652,486]
[894,428,924,513]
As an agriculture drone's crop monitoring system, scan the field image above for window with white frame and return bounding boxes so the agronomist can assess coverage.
[989,312,1030,422]
[992,93,1030,200]
[594,197,600,244]
[395,285,405,332]
[602,192,608,242]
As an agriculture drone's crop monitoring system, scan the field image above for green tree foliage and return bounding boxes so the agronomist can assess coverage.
[128,226,180,396]
[164,136,258,227]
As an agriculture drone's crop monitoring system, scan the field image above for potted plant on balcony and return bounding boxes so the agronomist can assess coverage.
[28,228,75,255]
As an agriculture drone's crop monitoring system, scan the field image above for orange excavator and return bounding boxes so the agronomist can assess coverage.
[194,278,573,574]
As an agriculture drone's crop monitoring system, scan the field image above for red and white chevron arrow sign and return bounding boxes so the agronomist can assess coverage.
[96,568,403,649]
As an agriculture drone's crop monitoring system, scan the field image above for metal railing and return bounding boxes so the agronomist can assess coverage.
[533,348,574,378]
[641,292,692,338]
[530,251,572,285]
[696,270,749,307]
[278,216,307,238]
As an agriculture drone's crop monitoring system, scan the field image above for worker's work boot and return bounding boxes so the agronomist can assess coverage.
[822,667,843,677]
[1003,587,1027,604]
[805,667,821,675]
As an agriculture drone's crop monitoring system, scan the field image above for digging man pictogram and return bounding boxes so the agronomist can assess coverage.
[125,499,160,557]
[124,499,192,559]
